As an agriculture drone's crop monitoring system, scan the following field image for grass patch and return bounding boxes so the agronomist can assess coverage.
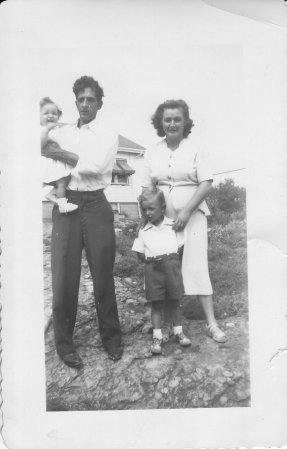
[208,219,248,317]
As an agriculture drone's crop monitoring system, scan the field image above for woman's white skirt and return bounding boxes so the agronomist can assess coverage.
[160,185,213,296]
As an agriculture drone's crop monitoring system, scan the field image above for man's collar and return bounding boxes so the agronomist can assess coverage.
[143,216,174,231]
[76,118,98,131]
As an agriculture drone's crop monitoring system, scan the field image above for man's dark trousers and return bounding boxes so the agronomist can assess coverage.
[51,189,122,357]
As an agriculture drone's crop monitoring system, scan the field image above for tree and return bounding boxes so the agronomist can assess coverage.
[207,178,246,224]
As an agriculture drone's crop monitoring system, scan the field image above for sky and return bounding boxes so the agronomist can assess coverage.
[2,0,286,190]
[40,44,245,184]
[34,1,249,185]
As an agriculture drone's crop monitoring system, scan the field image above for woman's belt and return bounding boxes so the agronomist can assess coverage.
[158,181,198,189]
[157,182,210,216]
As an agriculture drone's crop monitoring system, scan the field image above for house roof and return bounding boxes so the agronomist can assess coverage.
[118,134,146,153]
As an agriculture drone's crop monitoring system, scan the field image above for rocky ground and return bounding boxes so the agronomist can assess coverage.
[43,222,250,411]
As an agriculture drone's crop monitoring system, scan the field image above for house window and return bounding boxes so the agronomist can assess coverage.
[112,159,135,185]
[112,172,129,185]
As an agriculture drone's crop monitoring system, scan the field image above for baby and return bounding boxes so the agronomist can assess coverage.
[132,189,191,355]
[41,97,78,214]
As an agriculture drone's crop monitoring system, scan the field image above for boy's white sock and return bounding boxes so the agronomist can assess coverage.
[153,329,163,340]
[173,326,183,335]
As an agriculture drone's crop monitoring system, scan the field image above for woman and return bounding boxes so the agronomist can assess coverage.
[142,99,227,343]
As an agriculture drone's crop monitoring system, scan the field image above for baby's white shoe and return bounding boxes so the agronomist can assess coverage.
[57,197,78,214]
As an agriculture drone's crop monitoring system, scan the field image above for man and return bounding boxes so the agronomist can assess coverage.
[47,76,122,368]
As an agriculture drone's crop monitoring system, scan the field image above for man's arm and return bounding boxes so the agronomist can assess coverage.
[72,140,117,176]
[41,141,79,168]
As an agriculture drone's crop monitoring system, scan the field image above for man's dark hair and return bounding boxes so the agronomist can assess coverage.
[151,99,194,138]
[72,76,104,103]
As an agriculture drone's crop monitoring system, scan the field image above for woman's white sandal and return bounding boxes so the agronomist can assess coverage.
[206,323,227,343]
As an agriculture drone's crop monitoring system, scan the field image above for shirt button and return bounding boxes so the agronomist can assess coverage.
[168,164,171,168]
[167,176,171,180]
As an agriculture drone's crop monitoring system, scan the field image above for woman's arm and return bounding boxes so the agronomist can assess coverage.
[141,154,158,191]
[173,180,212,231]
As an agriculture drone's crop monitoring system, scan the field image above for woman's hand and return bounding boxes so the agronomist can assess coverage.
[172,181,213,231]
[172,208,191,232]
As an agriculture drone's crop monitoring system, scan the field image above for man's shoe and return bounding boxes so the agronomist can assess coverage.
[151,338,162,355]
[108,347,123,361]
[175,332,191,347]
[62,352,82,368]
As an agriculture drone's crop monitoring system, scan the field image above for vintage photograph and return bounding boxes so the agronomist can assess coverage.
[41,45,249,411]
[2,0,287,447]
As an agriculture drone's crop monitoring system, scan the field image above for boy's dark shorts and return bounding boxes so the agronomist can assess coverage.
[144,253,184,302]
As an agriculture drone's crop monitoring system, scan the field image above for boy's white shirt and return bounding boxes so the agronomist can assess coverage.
[132,216,184,258]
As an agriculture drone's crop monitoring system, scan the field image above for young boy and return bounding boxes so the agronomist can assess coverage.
[132,189,191,355]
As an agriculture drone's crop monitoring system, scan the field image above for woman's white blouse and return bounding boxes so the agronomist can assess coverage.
[142,138,213,215]
[142,138,212,186]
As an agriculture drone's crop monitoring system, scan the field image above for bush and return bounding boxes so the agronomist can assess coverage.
[114,228,143,279]
[207,178,246,226]
[114,252,142,278]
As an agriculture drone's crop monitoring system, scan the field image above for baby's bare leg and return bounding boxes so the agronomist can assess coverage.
[46,176,78,213]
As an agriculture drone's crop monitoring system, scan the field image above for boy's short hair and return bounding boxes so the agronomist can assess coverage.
[138,188,166,209]
[40,97,62,118]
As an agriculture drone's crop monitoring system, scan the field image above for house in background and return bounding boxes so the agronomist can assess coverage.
[42,134,146,220]
[105,134,145,219]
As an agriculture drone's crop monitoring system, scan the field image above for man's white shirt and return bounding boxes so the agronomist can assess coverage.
[49,118,118,191]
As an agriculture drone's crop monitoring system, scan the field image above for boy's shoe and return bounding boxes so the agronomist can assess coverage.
[175,332,191,347]
[206,323,227,343]
[57,198,78,214]
[151,338,163,355]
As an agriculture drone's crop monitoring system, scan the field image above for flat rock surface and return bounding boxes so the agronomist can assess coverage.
[43,223,250,411]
